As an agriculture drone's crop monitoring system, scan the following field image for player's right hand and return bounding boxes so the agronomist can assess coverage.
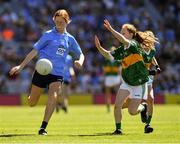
[155,65,161,74]
[9,65,22,76]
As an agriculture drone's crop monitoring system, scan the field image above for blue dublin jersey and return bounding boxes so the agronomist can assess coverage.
[33,27,82,77]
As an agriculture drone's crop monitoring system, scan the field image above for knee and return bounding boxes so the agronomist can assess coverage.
[128,109,137,115]
[48,95,57,104]
[28,100,37,107]
[28,97,37,107]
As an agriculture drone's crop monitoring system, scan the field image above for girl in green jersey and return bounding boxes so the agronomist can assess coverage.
[95,20,158,135]
[122,31,160,133]
[141,31,160,133]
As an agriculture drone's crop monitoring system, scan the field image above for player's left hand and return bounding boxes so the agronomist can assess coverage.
[74,60,82,69]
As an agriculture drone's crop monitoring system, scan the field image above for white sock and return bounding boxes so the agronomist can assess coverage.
[137,104,145,112]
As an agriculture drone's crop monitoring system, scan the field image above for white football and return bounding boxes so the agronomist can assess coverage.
[35,59,53,75]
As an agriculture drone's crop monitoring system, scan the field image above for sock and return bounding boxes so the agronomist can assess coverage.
[40,121,48,130]
[146,115,152,125]
[116,123,121,130]
[137,104,145,112]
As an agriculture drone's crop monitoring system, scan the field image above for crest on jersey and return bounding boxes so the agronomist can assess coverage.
[56,45,66,56]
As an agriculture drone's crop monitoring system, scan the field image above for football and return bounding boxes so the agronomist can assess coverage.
[35,59,53,75]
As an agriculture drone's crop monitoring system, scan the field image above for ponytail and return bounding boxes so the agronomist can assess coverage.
[134,31,159,49]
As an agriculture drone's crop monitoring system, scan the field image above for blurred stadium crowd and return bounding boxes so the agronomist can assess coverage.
[0,0,179,95]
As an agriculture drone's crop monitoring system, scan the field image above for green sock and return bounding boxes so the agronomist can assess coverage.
[116,123,121,130]
[146,115,152,124]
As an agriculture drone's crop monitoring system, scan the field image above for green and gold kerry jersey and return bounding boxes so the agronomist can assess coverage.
[103,59,120,76]
[111,40,153,86]
[143,48,156,70]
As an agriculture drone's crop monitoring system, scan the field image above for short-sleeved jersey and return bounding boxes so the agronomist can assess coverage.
[143,48,156,84]
[64,55,73,82]
[111,40,149,86]
[143,48,156,70]
[33,27,82,77]
[103,59,121,76]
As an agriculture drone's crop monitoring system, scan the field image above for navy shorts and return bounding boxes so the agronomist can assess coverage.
[32,71,63,88]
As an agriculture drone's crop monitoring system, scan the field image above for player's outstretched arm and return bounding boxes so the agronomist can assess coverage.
[9,49,38,75]
[94,35,114,60]
[104,19,129,47]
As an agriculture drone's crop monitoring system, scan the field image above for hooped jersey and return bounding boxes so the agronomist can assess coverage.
[103,59,121,76]
[111,40,153,86]
[143,48,156,70]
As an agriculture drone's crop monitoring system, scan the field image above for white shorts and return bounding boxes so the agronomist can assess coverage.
[120,80,148,100]
[105,75,121,87]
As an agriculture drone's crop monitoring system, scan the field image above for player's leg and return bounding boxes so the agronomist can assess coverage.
[122,97,130,109]
[128,83,148,118]
[144,84,154,133]
[56,84,63,113]
[105,86,111,112]
[28,71,45,106]
[113,88,130,135]
[147,85,154,123]
[28,84,43,106]
[39,81,62,135]
[62,83,69,113]
[128,99,144,115]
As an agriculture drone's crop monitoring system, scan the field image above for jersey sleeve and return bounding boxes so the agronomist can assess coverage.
[33,33,48,51]
[110,47,124,61]
[69,36,82,58]
[143,48,156,63]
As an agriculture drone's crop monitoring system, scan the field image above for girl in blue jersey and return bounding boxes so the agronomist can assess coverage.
[56,54,75,113]
[9,9,84,135]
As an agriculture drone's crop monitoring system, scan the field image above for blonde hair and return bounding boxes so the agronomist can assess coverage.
[135,31,159,50]
[144,30,159,42]
[122,24,137,36]
[122,24,159,50]
[53,9,71,24]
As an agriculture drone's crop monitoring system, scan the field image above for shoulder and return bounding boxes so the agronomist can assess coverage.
[44,28,54,34]
[130,40,139,47]
[127,39,142,53]
[41,29,54,38]
[66,32,75,39]
[66,33,79,46]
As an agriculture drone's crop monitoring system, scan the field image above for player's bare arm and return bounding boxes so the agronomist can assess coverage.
[94,35,114,60]
[104,19,130,47]
[9,49,38,75]
[74,53,85,69]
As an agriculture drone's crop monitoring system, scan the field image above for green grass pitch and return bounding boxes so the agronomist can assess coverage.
[0,105,180,143]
